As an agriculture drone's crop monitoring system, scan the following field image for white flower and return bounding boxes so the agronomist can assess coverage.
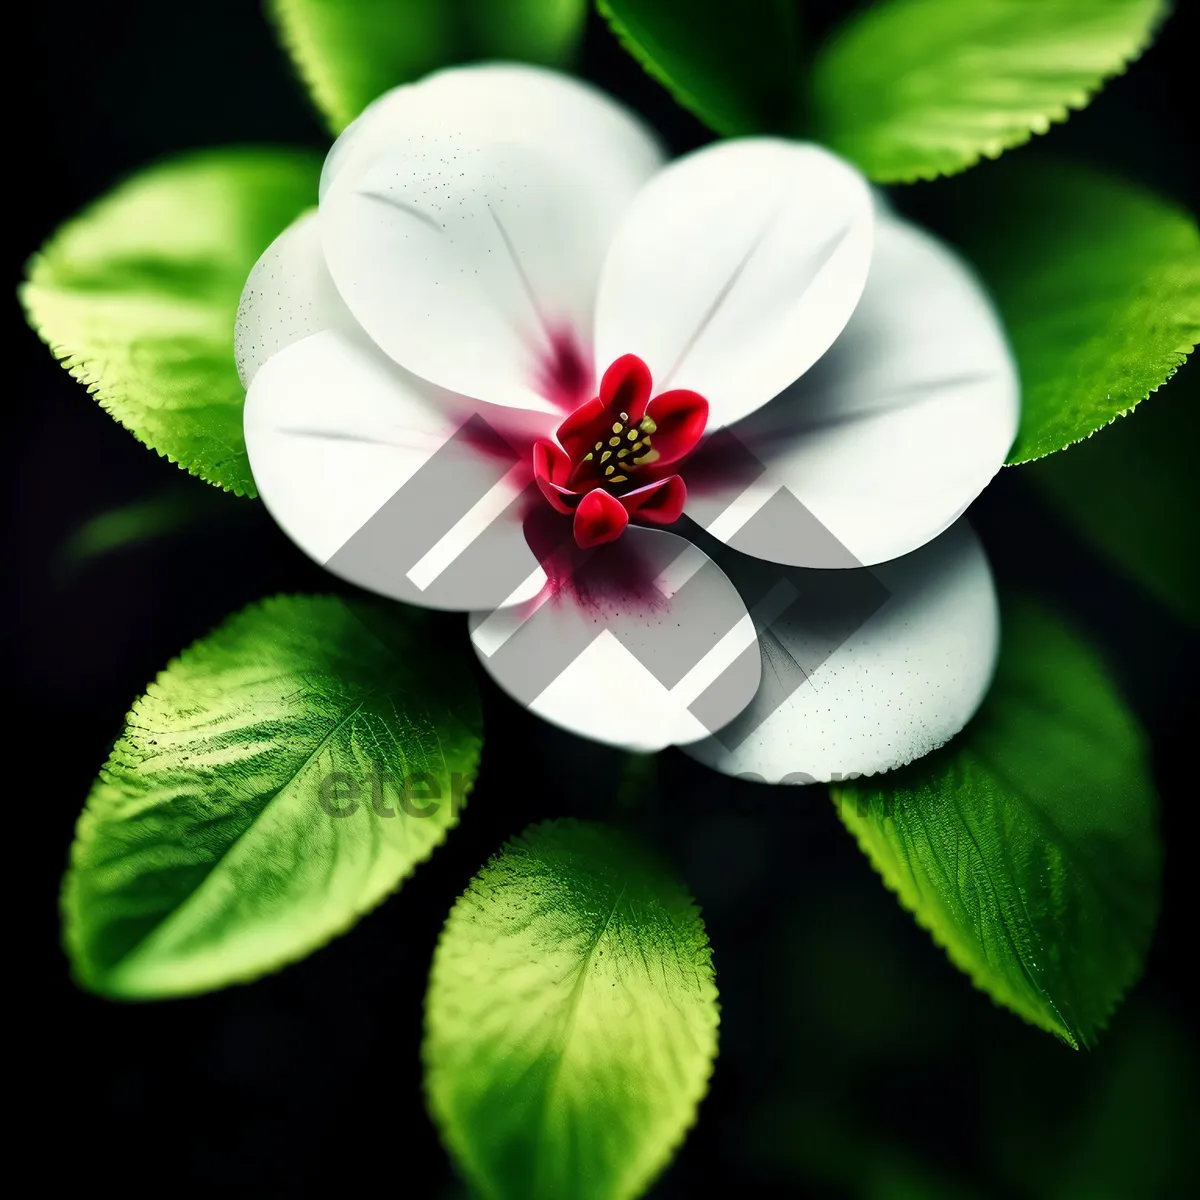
[236,64,1018,782]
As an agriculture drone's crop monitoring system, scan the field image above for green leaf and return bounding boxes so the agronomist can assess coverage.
[270,0,589,134]
[424,819,719,1200]
[833,597,1161,1048]
[63,594,481,999]
[1027,360,1199,626]
[21,148,320,497]
[811,0,1170,182]
[953,159,1199,463]
[598,0,801,135]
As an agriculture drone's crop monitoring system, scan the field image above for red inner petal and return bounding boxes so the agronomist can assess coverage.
[598,354,653,422]
[532,439,571,485]
[555,395,608,462]
[532,440,577,514]
[619,475,687,525]
[642,389,709,466]
[573,488,629,548]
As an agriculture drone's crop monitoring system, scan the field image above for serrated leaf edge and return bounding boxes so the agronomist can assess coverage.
[61,593,476,999]
[267,0,354,134]
[422,817,720,1200]
[18,275,256,497]
[843,0,1172,185]
[830,593,1163,1049]
[1005,350,1195,465]
[831,786,1081,1047]
[596,0,743,137]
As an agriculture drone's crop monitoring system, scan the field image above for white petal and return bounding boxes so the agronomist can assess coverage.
[469,528,761,752]
[318,65,663,414]
[320,63,662,201]
[681,521,999,783]
[689,213,1019,566]
[245,330,546,611]
[594,139,874,429]
[234,210,359,388]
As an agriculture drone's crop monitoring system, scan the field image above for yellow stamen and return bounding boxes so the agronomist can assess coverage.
[604,465,614,476]
[601,450,612,463]
[627,429,639,441]
[608,436,621,447]
[609,475,628,484]
[611,422,623,434]
[639,416,657,434]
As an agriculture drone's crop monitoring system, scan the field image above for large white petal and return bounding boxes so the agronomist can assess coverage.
[594,139,874,430]
[318,65,663,414]
[688,213,1019,567]
[469,528,761,752]
[245,330,546,610]
[681,521,999,783]
[234,210,359,388]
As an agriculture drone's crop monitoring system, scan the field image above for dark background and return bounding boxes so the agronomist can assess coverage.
[14,2,1197,1195]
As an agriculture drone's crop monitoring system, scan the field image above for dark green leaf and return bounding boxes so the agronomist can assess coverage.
[424,819,719,1200]
[598,0,801,135]
[812,0,1169,182]
[63,594,481,998]
[21,148,320,496]
[1027,359,1199,626]
[833,597,1161,1047]
[270,0,589,133]
[952,158,1199,463]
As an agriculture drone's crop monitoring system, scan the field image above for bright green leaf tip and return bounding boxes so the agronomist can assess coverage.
[424,819,719,1200]
[62,594,482,999]
[20,147,321,497]
[813,0,1172,184]
[833,597,1161,1049]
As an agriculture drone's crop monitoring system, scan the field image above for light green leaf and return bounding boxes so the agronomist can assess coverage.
[21,148,320,497]
[424,819,719,1200]
[270,0,589,134]
[1027,360,1199,625]
[955,159,1199,463]
[598,0,801,135]
[833,597,1160,1048]
[811,0,1170,182]
[63,594,481,999]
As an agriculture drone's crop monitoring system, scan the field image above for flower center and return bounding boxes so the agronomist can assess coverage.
[531,353,709,549]
[573,410,659,491]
